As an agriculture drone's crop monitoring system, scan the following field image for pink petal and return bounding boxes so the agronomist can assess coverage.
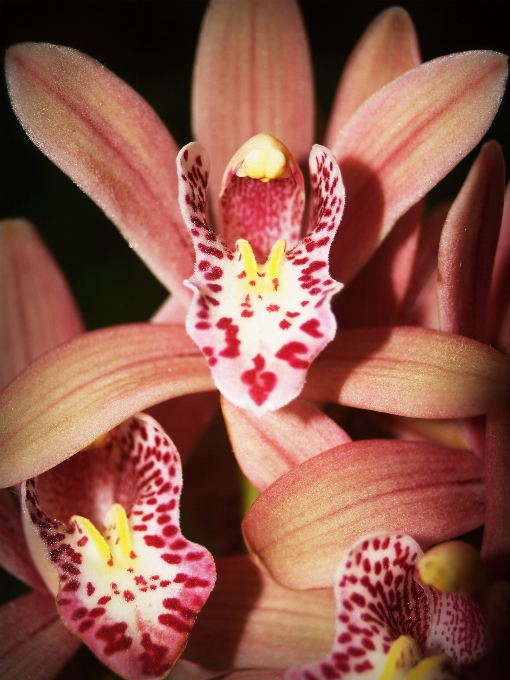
[398,202,450,324]
[325,7,421,143]
[481,405,510,582]
[0,219,83,390]
[286,534,484,680]
[0,590,81,680]
[243,440,484,590]
[192,0,313,207]
[0,323,214,487]
[151,296,189,325]
[329,51,508,284]
[304,326,510,418]
[335,201,422,328]
[22,413,215,680]
[5,43,193,301]
[221,673,284,680]
[437,141,505,342]
[222,397,350,491]
[185,556,334,669]
[178,143,343,413]
[489,183,510,352]
[0,489,46,591]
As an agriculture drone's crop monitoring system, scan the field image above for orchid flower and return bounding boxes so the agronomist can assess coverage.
[0,0,507,460]
[0,220,217,680]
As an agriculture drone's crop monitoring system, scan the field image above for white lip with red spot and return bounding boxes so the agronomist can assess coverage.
[21,413,215,680]
[177,135,344,414]
[285,534,485,680]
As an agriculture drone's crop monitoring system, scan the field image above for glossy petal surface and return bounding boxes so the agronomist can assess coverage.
[22,414,215,680]
[243,441,484,589]
[178,143,343,413]
[286,535,484,680]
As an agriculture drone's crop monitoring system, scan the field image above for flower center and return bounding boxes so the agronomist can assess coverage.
[236,237,286,293]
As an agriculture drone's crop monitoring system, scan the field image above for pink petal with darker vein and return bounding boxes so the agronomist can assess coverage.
[437,141,505,343]
[192,0,313,207]
[6,43,193,301]
[22,413,215,680]
[325,6,421,142]
[330,51,508,285]
[0,590,81,680]
[243,440,484,590]
[0,219,83,390]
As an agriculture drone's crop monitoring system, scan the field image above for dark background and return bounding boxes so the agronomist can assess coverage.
[1,0,509,330]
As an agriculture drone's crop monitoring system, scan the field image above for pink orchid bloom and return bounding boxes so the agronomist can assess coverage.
[1,1,509,484]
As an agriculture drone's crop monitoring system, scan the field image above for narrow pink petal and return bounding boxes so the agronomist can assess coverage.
[0,489,46,591]
[481,405,510,582]
[325,7,421,144]
[243,440,484,590]
[5,43,193,301]
[335,201,422,328]
[0,590,81,680]
[405,270,440,329]
[286,535,483,680]
[489,183,510,351]
[398,202,450,324]
[222,397,350,491]
[185,556,334,669]
[438,141,505,342]
[304,326,510,418]
[179,143,343,413]
[330,51,508,284]
[0,219,83,389]
[192,0,314,206]
[0,324,214,488]
[23,414,216,680]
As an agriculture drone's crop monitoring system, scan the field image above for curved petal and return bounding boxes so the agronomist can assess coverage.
[335,201,422,328]
[243,440,484,590]
[23,414,216,680]
[0,488,46,591]
[325,7,421,143]
[5,43,194,301]
[222,397,350,491]
[0,590,81,680]
[438,141,505,342]
[330,51,508,284]
[185,556,334,669]
[488,183,510,352]
[0,324,214,488]
[179,143,344,413]
[192,0,314,206]
[0,219,83,389]
[304,326,510,418]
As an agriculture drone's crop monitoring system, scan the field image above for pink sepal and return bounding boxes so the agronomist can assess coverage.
[243,440,484,590]
[192,0,313,207]
[22,413,215,680]
[222,396,350,490]
[5,43,193,301]
[489,183,510,352]
[329,50,508,285]
[325,7,420,142]
[0,323,213,488]
[0,219,83,390]
[0,590,81,680]
[438,141,505,343]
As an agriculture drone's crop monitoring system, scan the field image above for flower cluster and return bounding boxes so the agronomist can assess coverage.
[1,2,509,680]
